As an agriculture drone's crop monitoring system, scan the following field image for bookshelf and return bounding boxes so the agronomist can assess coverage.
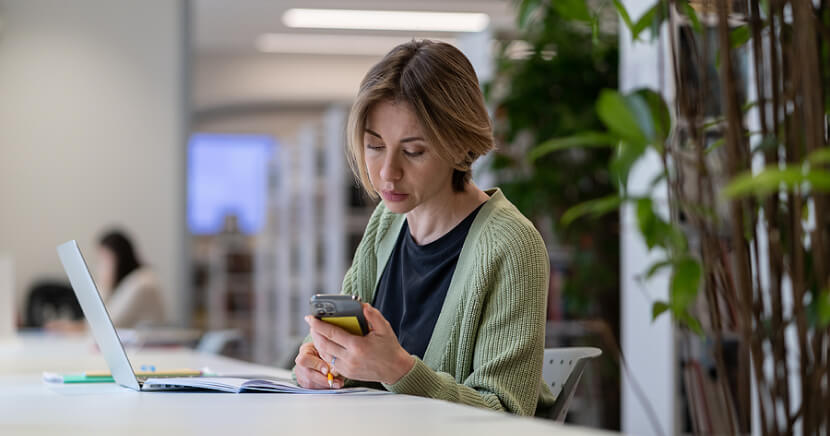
[190,104,374,365]
[266,105,374,366]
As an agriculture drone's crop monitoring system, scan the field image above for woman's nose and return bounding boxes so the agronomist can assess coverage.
[380,156,402,181]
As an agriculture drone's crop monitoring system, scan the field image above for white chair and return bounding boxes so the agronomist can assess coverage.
[543,346,602,422]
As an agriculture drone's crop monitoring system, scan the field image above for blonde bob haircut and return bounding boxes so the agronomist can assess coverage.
[346,39,495,199]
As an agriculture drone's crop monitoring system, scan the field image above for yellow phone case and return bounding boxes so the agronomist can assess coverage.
[320,316,364,336]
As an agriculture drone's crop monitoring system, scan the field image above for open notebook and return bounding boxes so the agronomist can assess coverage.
[142,375,369,394]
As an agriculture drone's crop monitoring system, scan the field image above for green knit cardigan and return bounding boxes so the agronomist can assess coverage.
[302,188,555,416]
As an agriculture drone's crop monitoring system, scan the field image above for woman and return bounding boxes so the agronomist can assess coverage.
[294,40,555,417]
[95,230,165,328]
[47,230,165,331]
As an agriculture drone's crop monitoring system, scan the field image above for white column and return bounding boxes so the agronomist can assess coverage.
[0,254,15,343]
[0,0,186,324]
[620,1,676,435]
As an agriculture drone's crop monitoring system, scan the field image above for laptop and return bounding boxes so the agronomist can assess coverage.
[56,240,199,391]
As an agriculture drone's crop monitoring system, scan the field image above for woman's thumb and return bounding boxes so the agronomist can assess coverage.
[362,303,384,329]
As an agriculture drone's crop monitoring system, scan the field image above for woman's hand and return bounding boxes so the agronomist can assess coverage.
[294,341,345,389]
[305,303,414,385]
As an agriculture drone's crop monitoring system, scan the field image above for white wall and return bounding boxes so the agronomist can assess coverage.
[0,0,186,324]
[194,53,379,111]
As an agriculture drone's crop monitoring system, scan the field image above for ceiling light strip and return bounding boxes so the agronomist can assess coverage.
[256,33,458,56]
[282,8,490,33]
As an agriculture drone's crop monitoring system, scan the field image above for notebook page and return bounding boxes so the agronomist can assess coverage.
[143,376,369,394]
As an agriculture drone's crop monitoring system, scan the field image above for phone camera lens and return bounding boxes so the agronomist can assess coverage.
[315,309,325,317]
[314,303,324,308]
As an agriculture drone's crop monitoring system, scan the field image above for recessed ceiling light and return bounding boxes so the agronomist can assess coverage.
[256,33,457,56]
[282,8,490,33]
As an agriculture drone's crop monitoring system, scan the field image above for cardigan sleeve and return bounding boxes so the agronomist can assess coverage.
[382,224,550,416]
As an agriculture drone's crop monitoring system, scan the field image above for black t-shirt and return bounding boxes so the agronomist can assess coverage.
[372,204,484,359]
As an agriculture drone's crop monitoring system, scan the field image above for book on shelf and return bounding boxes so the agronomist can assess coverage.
[683,359,739,434]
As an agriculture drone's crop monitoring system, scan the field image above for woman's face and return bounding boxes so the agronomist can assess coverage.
[364,100,454,215]
[95,246,116,293]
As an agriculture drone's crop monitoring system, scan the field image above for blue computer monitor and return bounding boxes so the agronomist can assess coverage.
[187,133,275,235]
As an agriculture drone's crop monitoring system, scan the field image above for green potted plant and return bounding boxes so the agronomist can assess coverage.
[486,0,620,427]
[528,0,830,433]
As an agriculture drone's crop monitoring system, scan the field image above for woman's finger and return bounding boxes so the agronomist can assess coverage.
[296,365,343,389]
[310,328,346,358]
[306,315,356,347]
[295,347,330,375]
[362,303,392,333]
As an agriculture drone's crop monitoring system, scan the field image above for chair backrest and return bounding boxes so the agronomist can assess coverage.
[543,346,602,422]
[197,329,244,355]
[25,281,83,327]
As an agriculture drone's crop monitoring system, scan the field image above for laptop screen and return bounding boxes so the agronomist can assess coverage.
[56,240,141,390]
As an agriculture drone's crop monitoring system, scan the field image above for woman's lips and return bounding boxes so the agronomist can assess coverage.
[381,190,409,202]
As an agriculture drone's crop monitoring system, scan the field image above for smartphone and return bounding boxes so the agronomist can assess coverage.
[309,294,369,336]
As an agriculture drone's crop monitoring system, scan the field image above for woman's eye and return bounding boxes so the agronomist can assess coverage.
[404,150,424,157]
[366,144,384,150]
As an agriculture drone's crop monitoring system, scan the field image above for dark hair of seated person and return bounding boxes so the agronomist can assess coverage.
[99,230,142,290]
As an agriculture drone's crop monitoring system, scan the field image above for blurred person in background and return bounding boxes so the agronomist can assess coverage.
[46,229,166,331]
[293,40,555,417]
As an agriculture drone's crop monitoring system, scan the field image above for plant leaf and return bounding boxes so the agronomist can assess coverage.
[722,167,806,198]
[528,132,617,163]
[561,194,623,227]
[681,2,702,34]
[612,0,634,32]
[818,289,830,328]
[705,138,725,155]
[635,197,688,252]
[597,89,648,146]
[625,92,656,144]
[808,148,830,165]
[749,134,779,156]
[645,259,672,279]
[551,0,592,22]
[742,100,758,112]
[806,170,830,191]
[630,5,655,40]
[634,88,671,150]
[611,140,646,190]
[648,171,668,189]
[730,25,751,48]
[652,301,670,321]
[677,310,704,335]
[517,0,541,28]
[724,167,830,197]
[631,2,667,41]
[636,198,660,249]
[670,257,701,311]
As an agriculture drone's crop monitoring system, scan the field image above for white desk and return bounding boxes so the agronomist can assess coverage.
[0,333,612,435]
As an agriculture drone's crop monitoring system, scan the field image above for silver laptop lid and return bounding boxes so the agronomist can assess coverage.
[57,240,141,391]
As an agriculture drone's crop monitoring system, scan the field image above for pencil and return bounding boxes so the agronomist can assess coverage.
[327,371,333,388]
